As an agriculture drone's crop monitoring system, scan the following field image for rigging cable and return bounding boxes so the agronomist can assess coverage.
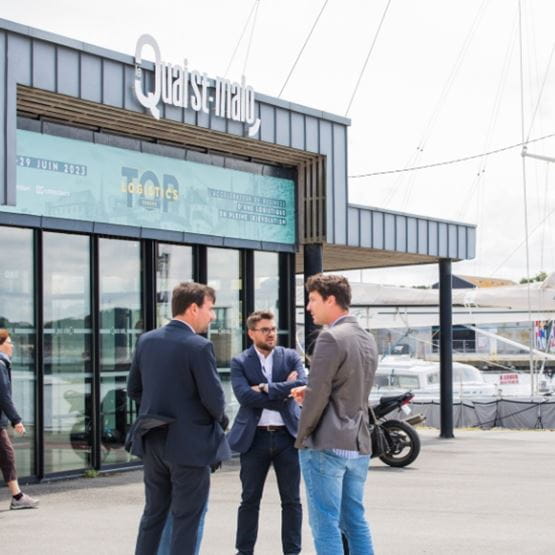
[457,14,518,221]
[492,16,555,280]
[377,0,489,208]
[459,12,518,274]
[242,0,261,78]
[410,334,520,374]
[394,0,489,210]
[540,163,550,271]
[344,0,392,117]
[278,0,329,98]
[348,131,555,178]
[489,199,555,278]
[524,6,555,142]
[223,0,259,78]
[517,0,536,389]
[525,0,549,237]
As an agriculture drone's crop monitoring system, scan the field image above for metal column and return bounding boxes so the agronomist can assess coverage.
[303,244,323,360]
[439,258,454,438]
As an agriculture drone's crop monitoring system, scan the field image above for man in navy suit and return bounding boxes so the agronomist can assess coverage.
[227,310,307,555]
[127,282,231,555]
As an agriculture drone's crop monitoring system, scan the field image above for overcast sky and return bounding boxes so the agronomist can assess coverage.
[3,0,555,286]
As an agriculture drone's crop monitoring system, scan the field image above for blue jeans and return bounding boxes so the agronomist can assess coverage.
[157,504,207,555]
[299,449,374,555]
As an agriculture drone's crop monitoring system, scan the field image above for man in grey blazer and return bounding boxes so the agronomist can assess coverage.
[292,274,377,555]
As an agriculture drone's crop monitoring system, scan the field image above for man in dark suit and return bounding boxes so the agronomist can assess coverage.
[127,282,231,555]
[227,310,307,555]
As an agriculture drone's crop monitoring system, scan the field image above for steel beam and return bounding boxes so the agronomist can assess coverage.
[439,258,454,438]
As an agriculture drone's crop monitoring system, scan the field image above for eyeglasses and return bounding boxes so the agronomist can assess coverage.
[252,326,277,335]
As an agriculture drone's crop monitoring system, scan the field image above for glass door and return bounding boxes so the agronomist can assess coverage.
[43,232,92,473]
[98,238,143,465]
[0,226,35,478]
[207,247,243,420]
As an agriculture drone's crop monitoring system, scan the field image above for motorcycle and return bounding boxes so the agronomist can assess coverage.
[369,391,422,467]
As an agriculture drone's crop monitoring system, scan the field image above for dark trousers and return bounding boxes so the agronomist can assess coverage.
[136,428,210,555]
[236,428,302,555]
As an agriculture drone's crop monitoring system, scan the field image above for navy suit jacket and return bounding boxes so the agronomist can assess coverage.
[127,320,231,467]
[227,345,306,453]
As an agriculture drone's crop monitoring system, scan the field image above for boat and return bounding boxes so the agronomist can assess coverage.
[370,354,497,400]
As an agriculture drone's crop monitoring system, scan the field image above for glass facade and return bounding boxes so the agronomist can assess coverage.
[0,119,296,480]
[207,248,243,420]
[43,232,92,473]
[98,239,143,466]
[254,251,280,321]
[156,244,193,327]
[0,227,35,478]
[207,248,243,367]
[0,225,293,479]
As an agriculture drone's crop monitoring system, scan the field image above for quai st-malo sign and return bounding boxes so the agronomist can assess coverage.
[134,34,261,137]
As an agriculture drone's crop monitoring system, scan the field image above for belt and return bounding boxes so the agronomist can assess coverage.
[257,425,286,432]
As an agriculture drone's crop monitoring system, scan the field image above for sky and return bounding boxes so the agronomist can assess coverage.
[3,0,555,286]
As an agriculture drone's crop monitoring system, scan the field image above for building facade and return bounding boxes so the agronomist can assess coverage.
[0,19,476,480]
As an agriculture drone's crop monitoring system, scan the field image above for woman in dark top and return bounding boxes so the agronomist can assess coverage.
[0,328,38,509]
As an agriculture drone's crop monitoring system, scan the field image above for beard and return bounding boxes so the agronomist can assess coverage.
[255,339,275,352]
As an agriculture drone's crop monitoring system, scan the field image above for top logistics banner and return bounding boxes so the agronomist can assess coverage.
[8,130,296,245]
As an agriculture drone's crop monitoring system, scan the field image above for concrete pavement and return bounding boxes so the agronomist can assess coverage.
[1,429,554,554]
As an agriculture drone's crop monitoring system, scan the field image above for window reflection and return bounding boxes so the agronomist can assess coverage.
[99,239,142,465]
[254,251,280,322]
[43,232,92,473]
[0,226,35,479]
[207,248,242,420]
[156,244,193,327]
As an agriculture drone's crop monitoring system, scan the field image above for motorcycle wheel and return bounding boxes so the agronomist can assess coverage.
[378,419,420,468]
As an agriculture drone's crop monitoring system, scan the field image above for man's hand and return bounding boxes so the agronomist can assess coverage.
[219,413,230,432]
[287,370,298,382]
[14,422,25,436]
[251,384,268,393]
[290,385,307,405]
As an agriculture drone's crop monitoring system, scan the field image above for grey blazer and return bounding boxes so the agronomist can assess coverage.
[295,315,377,454]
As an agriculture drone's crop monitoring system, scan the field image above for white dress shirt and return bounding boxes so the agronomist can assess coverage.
[255,347,285,427]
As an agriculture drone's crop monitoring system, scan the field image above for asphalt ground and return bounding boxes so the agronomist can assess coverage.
[1,429,554,554]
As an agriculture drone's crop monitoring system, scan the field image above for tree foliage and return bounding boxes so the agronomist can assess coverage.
[519,271,547,284]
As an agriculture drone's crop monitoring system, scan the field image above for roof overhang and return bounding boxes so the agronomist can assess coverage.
[16,85,318,166]
[296,243,444,273]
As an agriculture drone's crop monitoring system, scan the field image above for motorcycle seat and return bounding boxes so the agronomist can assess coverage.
[378,395,405,405]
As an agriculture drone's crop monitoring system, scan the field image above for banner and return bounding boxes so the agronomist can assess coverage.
[7,130,296,245]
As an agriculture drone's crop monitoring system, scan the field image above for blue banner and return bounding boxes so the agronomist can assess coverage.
[6,130,296,244]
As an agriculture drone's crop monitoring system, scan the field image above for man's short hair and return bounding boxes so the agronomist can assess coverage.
[0,328,9,346]
[246,310,275,330]
[171,282,216,317]
[306,273,351,310]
